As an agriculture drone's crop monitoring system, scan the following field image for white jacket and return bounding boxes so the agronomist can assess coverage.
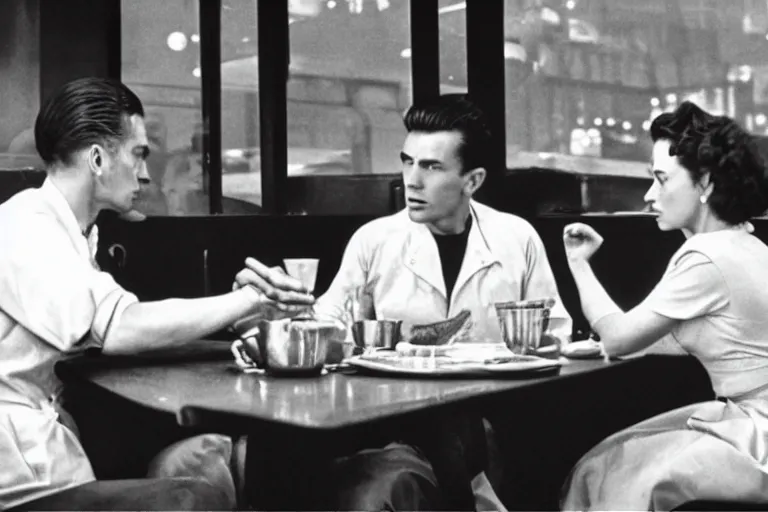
[315,200,572,344]
[0,179,139,509]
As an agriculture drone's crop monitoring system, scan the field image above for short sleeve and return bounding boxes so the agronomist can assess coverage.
[0,216,138,353]
[641,251,729,320]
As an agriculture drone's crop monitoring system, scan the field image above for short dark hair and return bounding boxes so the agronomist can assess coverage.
[35,77,144,166]
[403,94,492,173]
[650,101,768,225]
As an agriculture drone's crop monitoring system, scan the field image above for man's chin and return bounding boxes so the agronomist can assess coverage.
[406,208,430,224]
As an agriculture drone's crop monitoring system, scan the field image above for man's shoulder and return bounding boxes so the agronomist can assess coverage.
[0,188,59,241]
[0,186,40,212]
[473,201,539,239]
[354,209,410,238]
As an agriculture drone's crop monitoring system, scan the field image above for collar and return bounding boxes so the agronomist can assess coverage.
[39,178,99,263]
[403,200,500,300]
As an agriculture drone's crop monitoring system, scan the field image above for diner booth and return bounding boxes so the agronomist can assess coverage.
[4,0,768,509]
[0,164,736,510]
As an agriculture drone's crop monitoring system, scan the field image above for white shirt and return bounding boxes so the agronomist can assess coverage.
[0,179,138,509]
[315,200,572,344]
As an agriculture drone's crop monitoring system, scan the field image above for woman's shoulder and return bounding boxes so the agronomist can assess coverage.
[672,229,763,265]
[666,230,768,293]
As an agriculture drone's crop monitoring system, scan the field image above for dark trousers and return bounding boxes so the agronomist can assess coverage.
[329,412,488,511]
[401,412,488,511]
[331,442,441,511]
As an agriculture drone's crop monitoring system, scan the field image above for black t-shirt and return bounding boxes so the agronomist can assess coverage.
[432,215,472,303]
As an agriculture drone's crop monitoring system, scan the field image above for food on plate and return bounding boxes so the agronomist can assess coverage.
[494,298,555,310]
[396,341,506,359]
[355,349,558,372]
[407,309,472,345]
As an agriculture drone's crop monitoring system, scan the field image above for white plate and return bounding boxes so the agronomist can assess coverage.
[561,339,604,359]
[395,342,512,359]
[346,353,561,377]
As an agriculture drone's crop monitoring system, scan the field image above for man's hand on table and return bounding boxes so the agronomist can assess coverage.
[233,257,316,306]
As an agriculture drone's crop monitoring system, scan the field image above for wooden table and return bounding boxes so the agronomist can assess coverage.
[56,343,638,433]
[57,344,708,510]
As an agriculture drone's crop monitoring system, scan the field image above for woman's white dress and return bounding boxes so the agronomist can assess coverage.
[562,228,768,510]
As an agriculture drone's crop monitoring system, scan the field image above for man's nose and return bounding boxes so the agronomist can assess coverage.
[404,166,424,189]
[137,161,151,184]
[643,180,657,205]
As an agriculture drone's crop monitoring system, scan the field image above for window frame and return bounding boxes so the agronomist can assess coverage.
[194,0,485,215]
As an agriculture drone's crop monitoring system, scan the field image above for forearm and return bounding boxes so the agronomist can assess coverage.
[568,259,622,325]
[567,259,626,352]
[102,286,259,355]
[629,332,687,357]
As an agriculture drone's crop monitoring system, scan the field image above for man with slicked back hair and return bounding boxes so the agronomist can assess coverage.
[0,77,316,511]
[302,94,573,511]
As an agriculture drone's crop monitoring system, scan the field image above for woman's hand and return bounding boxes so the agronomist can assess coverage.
[563,223,604,263]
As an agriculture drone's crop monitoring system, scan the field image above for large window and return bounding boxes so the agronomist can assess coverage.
[0,0,41,170]
[122,0,205,215]
[119,0,768,216]
[288,0,412,176]
[501,0,757,185]
[439,0,467,95]
[220,0,262,211]
[219,0,412,184]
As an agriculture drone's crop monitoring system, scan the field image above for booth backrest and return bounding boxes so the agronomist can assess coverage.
[5,170,765,340]
[93,212,755,340]
[0,169,46,203]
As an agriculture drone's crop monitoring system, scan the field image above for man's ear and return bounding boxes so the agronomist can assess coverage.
[463,167,486,197]
[88,145,106,177]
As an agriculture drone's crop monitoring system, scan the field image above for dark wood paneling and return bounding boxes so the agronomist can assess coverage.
[285,174,404,215]
[95,213,374,302]
[0,169,45,203]
[499,169,652,217]
[97,210,735,343]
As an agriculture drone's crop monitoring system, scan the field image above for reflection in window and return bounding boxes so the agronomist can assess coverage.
[219,0,413,211]
[1,0,41,170]
[291,0,411,175]
[439,0,467,94]
[122,0,205,216]
[219,0,262,212]
[219,0,412,181]
[501,0,758,187]
[290,0,412,175]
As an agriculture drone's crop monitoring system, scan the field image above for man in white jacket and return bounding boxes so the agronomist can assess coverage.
[314,94,573,511]
[0,77,315,511]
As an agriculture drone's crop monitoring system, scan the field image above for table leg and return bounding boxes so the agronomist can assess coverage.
[398,411,483,511]
[244,425,335,510]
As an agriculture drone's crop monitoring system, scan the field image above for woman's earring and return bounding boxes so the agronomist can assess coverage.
[700,195,707,204]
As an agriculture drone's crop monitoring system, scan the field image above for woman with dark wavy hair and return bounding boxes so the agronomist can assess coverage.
[559,101,768,510]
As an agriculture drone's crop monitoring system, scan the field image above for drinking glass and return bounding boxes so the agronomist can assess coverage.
[495,300,554,357]
[283,258,319,293]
